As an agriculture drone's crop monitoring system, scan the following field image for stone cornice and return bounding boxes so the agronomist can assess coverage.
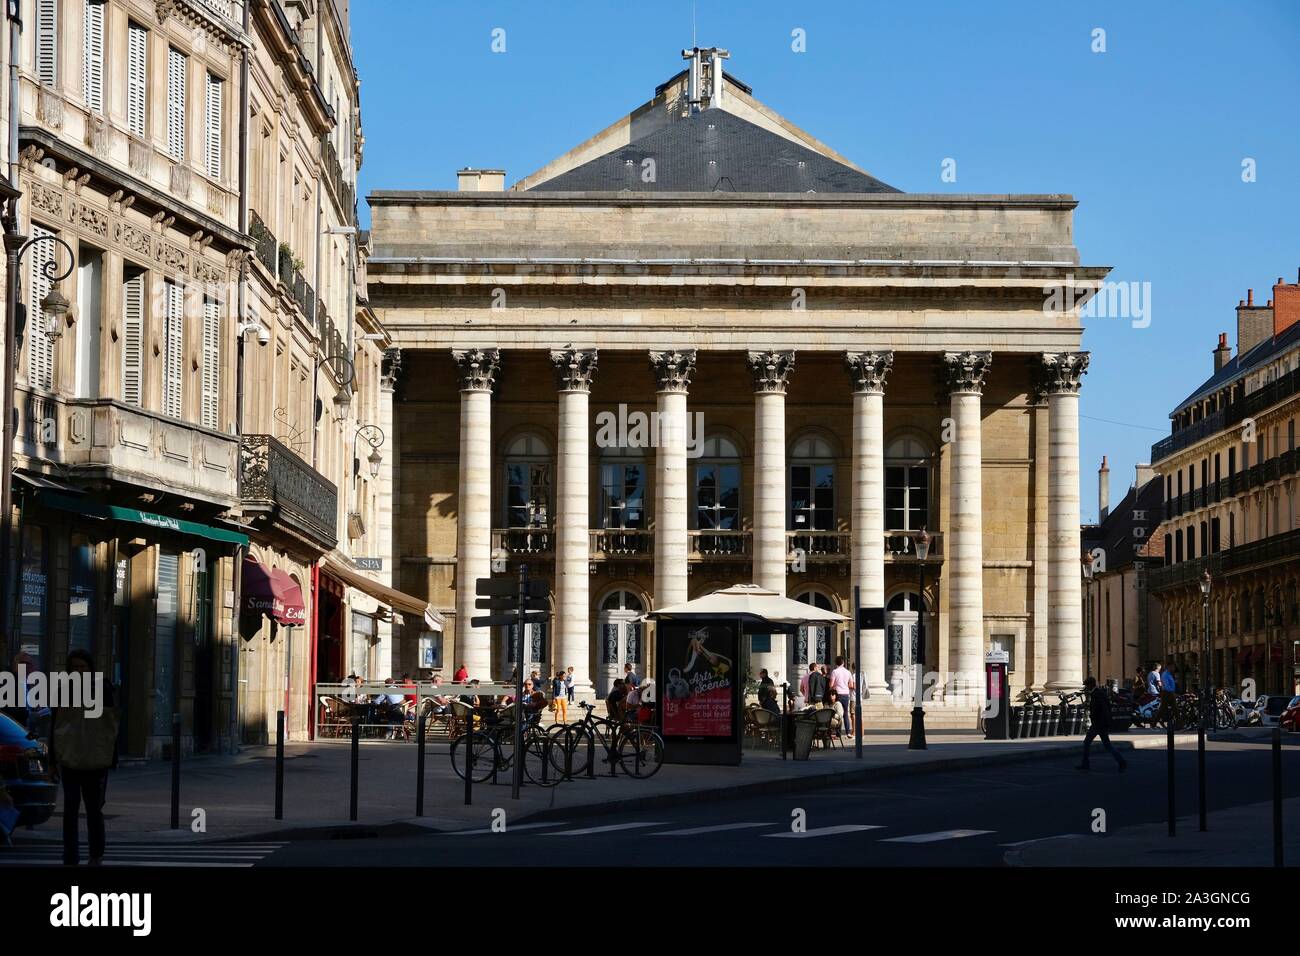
[747,350,795,394]
[452,348,500,393]
[550,347,598,392]
[940,351,993,396]
[844,350,894,394]
[1036,351,1090,396]
[649,349,697,393]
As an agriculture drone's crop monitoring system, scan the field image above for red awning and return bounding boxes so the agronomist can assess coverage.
[242,557,306,626]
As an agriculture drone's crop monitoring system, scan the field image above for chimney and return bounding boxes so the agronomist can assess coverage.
[1213,332,1231,371]
[1135,462,1155,490]
[456,168,506,192]
[1273,272,1300,339]
[1237,286,1274,355]
[1098,456,1110,522]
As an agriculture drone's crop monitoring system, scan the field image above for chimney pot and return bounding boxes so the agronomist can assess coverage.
[1248,288,1254,306]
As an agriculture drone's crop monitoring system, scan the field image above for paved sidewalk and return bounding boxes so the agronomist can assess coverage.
[7,729,1183,845]
[1004,796,1300,867]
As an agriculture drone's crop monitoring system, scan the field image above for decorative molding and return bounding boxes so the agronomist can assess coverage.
[1036,351,1090,396]
[649,349,697,393]
[550,346,598,392]
[940,350,993,396]
[747,349,795,394]
[452,348,500,392]
[844,350,894,394]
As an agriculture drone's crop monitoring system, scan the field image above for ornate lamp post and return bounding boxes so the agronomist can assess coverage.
[1199,570,1212,732]
[351,423,384,492]
[909,528,931,750]
[1,221,75,651]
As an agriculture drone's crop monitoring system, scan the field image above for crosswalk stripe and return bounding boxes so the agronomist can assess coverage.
[763,825,884,839]
[0,859,257,868]
[880,829,994,843]
[998,834,1084,847]
[540,822,669,836]
[443,822,570,836]
[653,822,776,836]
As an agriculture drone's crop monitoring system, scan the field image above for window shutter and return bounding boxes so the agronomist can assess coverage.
[127,23,148,137]
[35,0,58,87]
[200,297,221,429]
[26,225,55,390]
[82,0,104,112]
[121,272,144,406]
[204,73,223,180]
[162,280,184,418]
[167,47,187,161]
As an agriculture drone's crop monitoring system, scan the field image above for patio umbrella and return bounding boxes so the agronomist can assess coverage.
[645,583,848,633]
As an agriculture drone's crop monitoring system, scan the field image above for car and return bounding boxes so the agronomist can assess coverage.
[0,712,56,828]
[1280,696,1300,733]
[1251,695,1295,728]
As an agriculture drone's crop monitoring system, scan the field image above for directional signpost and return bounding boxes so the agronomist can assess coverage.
[472,565,548,800]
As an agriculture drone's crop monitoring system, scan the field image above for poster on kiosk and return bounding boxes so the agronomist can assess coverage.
[656,620,743,765]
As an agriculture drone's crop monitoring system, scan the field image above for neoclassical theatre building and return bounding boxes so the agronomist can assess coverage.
[367,49,1107,719]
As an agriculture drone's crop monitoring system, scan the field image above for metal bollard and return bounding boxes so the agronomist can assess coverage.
[349,716,360,822]
[1273,726,1283,867]
[463,716,473,806]
[1167,723,1176,837]
[563,728,574,782]
[415,711,426,817]
[171,712,181,830]
[1197,725,1206,833]
[275,710,284,821]
[585,727,596,779]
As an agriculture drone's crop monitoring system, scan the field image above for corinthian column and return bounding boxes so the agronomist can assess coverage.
[1039,352,1089,691]
[649,350,696,613]
[453,348,500,681]
[551,347,598,698]
[941,351,992,701]
[748,350,795,680]
[845,350,893,694]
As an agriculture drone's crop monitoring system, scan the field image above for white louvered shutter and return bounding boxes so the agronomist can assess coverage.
[121,273,144,406]
[26,225,55,390]
[35,0,58,87]
[200,297,220,429]
[204,73,223,180]
[163,281,184,418]
[83,0,104,112]
[166,47,187,161]
[126,23,148,137]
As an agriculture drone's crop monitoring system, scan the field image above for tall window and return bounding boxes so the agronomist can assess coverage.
[121,268,144,406]
[162,279,184,418]
[200,296,221,429]
[26,225,56,389]
[885,435,931,531]
[83,0,105,112]
[503,433,550,528]
[600,450,646,529]
[126,22,148,136]
[167,47,188,161]
[694,435,740,550]
[789,435,835,531]
[35,0,58,86]
[795,591,836,666]
[204,72,224,179]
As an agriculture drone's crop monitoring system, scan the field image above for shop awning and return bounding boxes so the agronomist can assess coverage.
[241,557,306,626]
[321,556,444,632]
[37,493,249,547]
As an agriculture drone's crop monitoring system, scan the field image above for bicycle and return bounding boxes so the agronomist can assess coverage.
[450,704,561,787]
[548,701,665,779]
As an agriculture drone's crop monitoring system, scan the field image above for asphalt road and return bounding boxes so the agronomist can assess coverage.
[254,735,1300,867]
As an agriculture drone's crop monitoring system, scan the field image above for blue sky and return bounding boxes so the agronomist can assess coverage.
[354,0,1300,520]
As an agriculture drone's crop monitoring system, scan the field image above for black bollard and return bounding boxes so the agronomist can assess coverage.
[1273,726,1283,867]
[350,716,360,822]
[1197,724,1206,832]
[1167,723,1176,837]
[463,713,472,806]
[275,710,285,821]
[171,712,181,830]
[415,711,426,817]
[585,727,596,779]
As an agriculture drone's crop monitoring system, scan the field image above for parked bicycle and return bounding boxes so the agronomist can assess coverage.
[449,704,560,788]
[548,702,665,779]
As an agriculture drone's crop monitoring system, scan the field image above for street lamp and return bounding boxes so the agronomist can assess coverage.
[1199,569,1212,732]
[352,423,385,492]
[909,528,931,750]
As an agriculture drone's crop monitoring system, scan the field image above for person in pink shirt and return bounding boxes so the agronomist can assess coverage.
[829,656,855,736]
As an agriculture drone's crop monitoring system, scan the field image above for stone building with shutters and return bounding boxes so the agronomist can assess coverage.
[368,49,1107,723]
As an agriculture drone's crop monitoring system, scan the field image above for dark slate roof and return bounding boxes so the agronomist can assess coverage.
[526,109,899,194]
[1081,476,1164,571]
[1172,320,1300,414]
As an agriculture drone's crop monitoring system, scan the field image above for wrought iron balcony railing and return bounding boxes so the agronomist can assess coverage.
[240,434,338,551]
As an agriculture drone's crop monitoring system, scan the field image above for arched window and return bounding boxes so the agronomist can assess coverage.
[885,435,931,531]
[789,435,836,532]
[595,589,643,695]
[693,435,741,553]
[503,433,551,529]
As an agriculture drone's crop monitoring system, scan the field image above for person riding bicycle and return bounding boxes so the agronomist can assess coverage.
[1156,661,1177,726]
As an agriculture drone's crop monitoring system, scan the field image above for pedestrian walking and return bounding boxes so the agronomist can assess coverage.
[565,666,575,703]
[551,670,568,724]
[49,650,120,866]
[1077,677,1126,772]
[829,656,855,736]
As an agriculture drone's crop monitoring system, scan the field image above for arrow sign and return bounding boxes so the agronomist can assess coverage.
[470,610,550,629]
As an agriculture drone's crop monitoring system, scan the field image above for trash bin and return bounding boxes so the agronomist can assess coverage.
[792,714,817,760]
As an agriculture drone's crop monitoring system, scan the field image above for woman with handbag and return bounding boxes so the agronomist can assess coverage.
[48,650,119,866]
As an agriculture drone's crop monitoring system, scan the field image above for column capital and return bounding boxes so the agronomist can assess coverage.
[747,350,795,394]
[649,349,697,393]
[844,350,894,394]
[1036,351,1090,396]
[550,346,598,392]
[380,347,402,393]
[452,348,500,392]
[940,350,993,396]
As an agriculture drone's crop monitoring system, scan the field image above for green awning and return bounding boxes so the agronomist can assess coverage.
[36,493,249,547]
